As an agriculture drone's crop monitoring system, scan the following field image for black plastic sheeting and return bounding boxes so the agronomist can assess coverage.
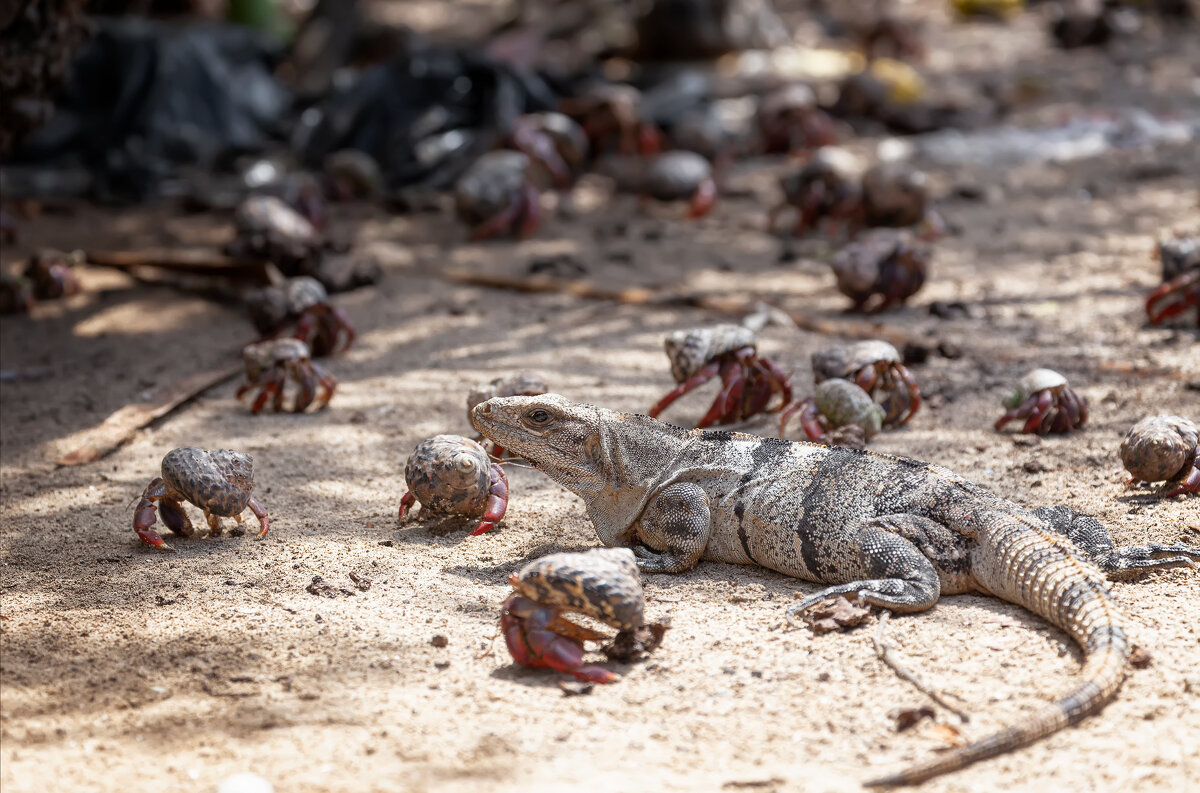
[10,17,290,201]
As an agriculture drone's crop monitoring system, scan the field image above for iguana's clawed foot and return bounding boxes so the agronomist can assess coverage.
[1094,545,1200,578]
[632,545,693,574]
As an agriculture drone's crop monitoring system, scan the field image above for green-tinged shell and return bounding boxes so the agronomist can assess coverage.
[1120,415,1198,483]
[1003,368,1068,410]
[510,548,644,631]
[815,379,884,439]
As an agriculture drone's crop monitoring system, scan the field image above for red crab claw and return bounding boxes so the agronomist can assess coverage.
[1145,270,1200,325]
[698,357,744,428]
[798,400,827,442]
[246,496,270,539]
[778,399,804,436]
[686,178,718,219]
[755,356,793,411]
[133,477,176,551]
[398,492,416,521]
[1021,389,1055,435]
[1163,459,1200,498]
[500,595,620,684]
[470,463,509,536]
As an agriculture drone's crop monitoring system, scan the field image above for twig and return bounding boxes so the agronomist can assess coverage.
[873,611,970,723]
[56,364,242,466]
[86,248,276,284]
[438,268,917,345]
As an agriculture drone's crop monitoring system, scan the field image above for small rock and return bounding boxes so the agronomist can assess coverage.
[349,572,372,591]
[434,661,451,670]
[1012,435,1041,447]
[890,706,935,732]
[430,634,449,648]
[558,680,595,696]
[217,772,274,793]
[937,341,964,359]
[1022,460,1047,473]
[1130,645,1153,669]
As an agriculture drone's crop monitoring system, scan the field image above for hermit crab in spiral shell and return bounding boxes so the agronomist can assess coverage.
[398,435,508,536]
[648,324,792,428]
[806,340,920,429]
[1145,233,1199,326]
[994,369,1087,435]
[132,447,269,550]
[1120,415,1198,498]
[502,548,665,684]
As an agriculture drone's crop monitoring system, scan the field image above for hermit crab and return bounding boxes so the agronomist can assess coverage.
[808,340,920,428]
[994,369,1088,435]
[226,195,323,273]
[560,82,661,157]
[24,249,83,300]
[454,151,542,241]
[830,229,931,313]
[1120,415,1198,497]
[467,373,549,456]
[781,379,884,449]
[398,435,508,536]
[504,112,590,188]
[502,548,653,684]
[648,324,792,428]
[237,338,336,414]
[770,148,863,238]
[1145,234,1199,326]
[756,84,838,155]
[641,151,717,219]
[246,276,356,357]
[133,447,269,551]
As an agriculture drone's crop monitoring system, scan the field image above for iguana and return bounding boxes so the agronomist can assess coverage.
[470,394,1199,786]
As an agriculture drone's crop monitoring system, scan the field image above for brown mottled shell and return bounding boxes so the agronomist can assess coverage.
[811,340,902,383]
[814,379,884,439]
[242,338,311,380]
[403,435,492,517]
[665,324,757,383]
[455,151,531,223]
[510,548,644,632]
[161,447,254,517]
[466,373,550,418]
[643,151,712,201]
[1120,415,1198,483]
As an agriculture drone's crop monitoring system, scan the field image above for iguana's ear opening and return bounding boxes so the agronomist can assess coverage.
[583,434,602,465]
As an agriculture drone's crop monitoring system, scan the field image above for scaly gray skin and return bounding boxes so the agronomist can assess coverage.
[470,394,1200,787]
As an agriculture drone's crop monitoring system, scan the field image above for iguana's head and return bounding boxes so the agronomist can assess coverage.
[470,394,610,494]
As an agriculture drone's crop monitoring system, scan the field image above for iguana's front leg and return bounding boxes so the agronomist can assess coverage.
[786,514,954,623]
[1033,505,1199,577]
[631,482,711,574]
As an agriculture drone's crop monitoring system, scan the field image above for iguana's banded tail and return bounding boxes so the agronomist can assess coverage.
[867,520,1130,787]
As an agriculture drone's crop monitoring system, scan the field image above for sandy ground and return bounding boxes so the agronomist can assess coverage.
[2,4,1199,793]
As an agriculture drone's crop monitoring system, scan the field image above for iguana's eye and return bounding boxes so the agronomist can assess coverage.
[526,409,552,425]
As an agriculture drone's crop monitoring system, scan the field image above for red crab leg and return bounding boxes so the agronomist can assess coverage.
[321,304,357,355]
[246,496,270,539]
[638,123,664,157]
[398,492,416,521]
[1163,459,1200,498]
[517,182,542,240]
[994,393,1039,431]
[471,191,528,242]
[1146,271,1200,324]
[315,372,337,410]
[1022,390,1055,435]
[741,371,776,421]
[133,478,174,551]
[501,597,619,684]
[470,464,510,536]
[686,178,718,219]
[648,359,721,418]
[292,362,317,413]
[697,358,743,428]
[755,356,793,411]
[893,364,921,424]
[250,370,286,414]
[799,401,827,442]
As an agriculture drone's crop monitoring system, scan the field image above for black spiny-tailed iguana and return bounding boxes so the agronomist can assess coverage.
[470,394,1199,786]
